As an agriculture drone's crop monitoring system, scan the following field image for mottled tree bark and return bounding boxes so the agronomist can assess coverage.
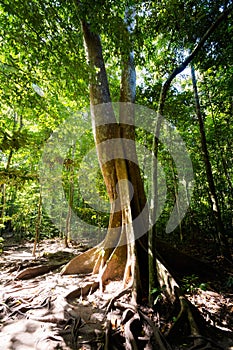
[63,16,149,302]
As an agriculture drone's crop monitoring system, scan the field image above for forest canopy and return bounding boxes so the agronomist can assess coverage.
[0,1,233,349]
[0,0,232,245]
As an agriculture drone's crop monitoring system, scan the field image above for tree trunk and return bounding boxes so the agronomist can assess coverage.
[63,17,149,302]
[63,3,233,304]
[0,150,13,233]
[191,65,230,259]
[148,5,233,303]
[205,85,233,204]
[64,145,75,248]
[32,192,42,257]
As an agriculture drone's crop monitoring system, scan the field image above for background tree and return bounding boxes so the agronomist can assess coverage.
[0,2,232,341]
[191,65,230,258]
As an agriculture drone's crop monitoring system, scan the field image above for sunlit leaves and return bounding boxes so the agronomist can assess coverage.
[0,0,232,240]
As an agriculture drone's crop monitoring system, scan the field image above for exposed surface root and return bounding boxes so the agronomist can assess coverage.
[0,239,232,349]
[104,283,133,312]
[156,256,232,350]
[65,279,99,303]
[15,264,62,280]
[167,287,201,341]
[138,309,172,350]
[187,335,225,350]
[104,299,171,350]
[61,246,100,274]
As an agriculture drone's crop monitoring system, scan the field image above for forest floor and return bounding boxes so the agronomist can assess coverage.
[0,236,232,350]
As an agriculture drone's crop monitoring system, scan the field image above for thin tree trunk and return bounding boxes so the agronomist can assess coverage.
[32,192,42,257]
[171,160,183,242]
[158,3,233,117]
[0,184,6,231]
[206,86,233,202]
[148,6,233,282]
[0,149,13,233]
[191,65,230,258]
[64,145,75,248]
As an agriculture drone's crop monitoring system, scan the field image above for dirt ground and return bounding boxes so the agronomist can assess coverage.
[0,238,233,350]
[0,238,107,349]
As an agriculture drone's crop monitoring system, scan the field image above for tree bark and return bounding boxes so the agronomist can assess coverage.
[63,14,149,302]
[191,65,230,258]
[149,4,233,273]
[205,84,233,204]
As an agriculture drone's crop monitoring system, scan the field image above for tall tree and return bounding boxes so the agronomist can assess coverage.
[1,1,233,347]
[60,0,233,296]
[62,4,149,303]
[191,65,231,257]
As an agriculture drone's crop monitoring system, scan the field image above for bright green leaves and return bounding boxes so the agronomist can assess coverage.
[0,0,232,244]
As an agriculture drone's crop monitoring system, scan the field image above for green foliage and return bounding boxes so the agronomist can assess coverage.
[150,285,166,305]
[225,275,233,289]
[0,0,232,248]
[0,236,4,254]
[181,274,199,293]
[181,275,208,294]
